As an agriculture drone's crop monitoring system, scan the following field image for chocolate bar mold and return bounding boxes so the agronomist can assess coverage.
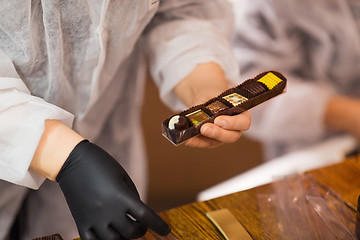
[162,70,287,145]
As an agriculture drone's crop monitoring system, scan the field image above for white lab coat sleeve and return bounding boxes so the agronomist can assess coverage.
[0,50,74,189]
[144,0,240,111]
[231,0,337,147]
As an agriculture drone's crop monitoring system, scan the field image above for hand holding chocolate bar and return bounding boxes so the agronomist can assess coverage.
[162,71,287,145]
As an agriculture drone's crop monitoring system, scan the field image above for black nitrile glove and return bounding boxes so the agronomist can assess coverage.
[56,140,170,240]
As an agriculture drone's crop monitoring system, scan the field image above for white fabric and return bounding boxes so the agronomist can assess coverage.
[0,0,238,190]
[0,0,238,238]
[231,0,360,160]
[145,0,240,110]
[0,77,74,189]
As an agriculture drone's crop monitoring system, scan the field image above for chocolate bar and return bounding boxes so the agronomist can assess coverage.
[162,70,287,145]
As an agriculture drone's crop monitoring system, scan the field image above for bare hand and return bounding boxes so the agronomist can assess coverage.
[184,111,251,148]
[174,62,252,148]
[325,95,360,142]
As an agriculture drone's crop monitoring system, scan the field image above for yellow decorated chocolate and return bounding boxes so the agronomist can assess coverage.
[257,72,282,90]
[186,109,210,127]
[222,93,248,106]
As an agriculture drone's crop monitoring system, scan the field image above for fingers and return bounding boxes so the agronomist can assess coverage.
[79,228,97,240]
[110,217,147,239]
[185,111,251,148]
[92,225,127,240]
[128,202,171,236]
[203,111,251,142]
[88,213,148,240]
[184,135,223,148]
[80,226,124,240]
[201,123,243,143]
[214,111,251,131]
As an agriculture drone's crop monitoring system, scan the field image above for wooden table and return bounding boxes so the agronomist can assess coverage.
[142,155,360,239]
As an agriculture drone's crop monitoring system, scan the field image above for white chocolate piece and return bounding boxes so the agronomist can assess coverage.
[168,115,180,130]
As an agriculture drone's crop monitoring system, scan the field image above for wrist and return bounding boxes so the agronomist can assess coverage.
[174,62,230,107]
[30,119,85,181]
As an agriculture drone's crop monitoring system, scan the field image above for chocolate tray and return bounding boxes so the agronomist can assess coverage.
[162,70,287,145]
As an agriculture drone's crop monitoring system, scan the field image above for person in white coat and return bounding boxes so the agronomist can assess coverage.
[0,1,251,239]
[231,0,360,161]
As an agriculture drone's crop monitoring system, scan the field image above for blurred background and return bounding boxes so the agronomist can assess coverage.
[141,77,263,212]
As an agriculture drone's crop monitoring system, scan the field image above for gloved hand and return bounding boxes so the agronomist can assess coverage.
[56,140,170,240]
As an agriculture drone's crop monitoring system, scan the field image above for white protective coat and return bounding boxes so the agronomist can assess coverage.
[231,0,360,160]
[0,1,239,239]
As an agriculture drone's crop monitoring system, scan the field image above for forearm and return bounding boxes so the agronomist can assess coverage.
[174,62,230,107]
[324,95,360,140]
[30,119,84,181]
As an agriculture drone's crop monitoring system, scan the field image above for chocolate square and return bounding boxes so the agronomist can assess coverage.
[222,93,248,106]
[240,80,267,97]
[205,100,229,114]
[186,109,210,127]
[257,72,282,90]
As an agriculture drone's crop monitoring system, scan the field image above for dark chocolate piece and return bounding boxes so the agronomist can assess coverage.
[162,70,287,145]
[168,115,190,131]
[240,80,267,98]
[205,100,229,114]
